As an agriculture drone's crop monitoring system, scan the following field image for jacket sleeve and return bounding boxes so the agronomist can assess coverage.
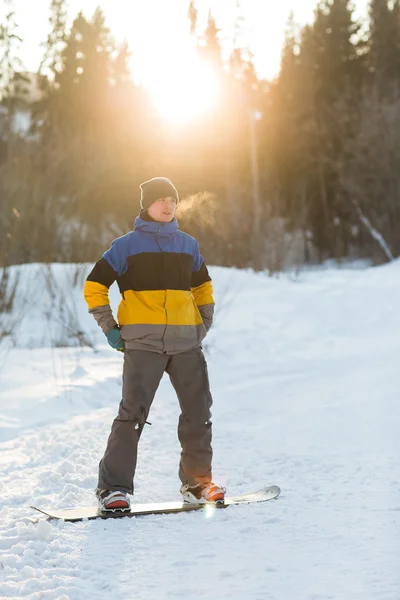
[191,242,215,332]
[83,252,119,334]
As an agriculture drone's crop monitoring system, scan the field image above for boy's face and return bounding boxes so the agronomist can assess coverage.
[147,196,177,222]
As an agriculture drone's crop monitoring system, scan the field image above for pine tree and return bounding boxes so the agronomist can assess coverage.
[79,8,111,92]
[276,13,300,114]
[312,0,362,105]
[112,41,131,86]
[268,16,315,236]
[43,8,114,134]
[0,1,27,142]
[32,8,131,221]
[199,11,223,73]
[188,0,197,36]
[0,2,23,107]
[269,1,365,258]
[368,0,400,92]
[38,0,68,78]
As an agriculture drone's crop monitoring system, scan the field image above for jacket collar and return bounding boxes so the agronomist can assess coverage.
[133,215,178,237]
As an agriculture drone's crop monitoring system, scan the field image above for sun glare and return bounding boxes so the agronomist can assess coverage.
[113,2,221,126]
[147,60,220,126]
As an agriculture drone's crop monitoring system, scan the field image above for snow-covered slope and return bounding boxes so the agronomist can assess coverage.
[1,261,399,600]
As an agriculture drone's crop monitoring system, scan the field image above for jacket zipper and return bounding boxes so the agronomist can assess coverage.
[156,225,168,353]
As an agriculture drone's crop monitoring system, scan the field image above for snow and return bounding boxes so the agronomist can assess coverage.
[1,260,400,599]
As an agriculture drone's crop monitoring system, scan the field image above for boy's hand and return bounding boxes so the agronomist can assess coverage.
[106,326,125,352]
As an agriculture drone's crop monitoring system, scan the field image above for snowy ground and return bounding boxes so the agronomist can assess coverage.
[1,261,400,600]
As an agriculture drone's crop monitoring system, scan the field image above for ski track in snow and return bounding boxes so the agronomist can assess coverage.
[1,262,400,599]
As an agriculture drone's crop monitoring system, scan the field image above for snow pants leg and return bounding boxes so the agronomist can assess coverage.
[97,347,213,494]
[166,347,213,487]
[97,350,166,494]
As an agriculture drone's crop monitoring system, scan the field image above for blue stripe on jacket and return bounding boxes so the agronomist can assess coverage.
[103,216,204,278]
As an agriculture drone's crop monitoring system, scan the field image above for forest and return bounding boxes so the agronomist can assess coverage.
[1,0,400,272]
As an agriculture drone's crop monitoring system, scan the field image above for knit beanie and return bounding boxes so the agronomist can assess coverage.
[139,177,179,211]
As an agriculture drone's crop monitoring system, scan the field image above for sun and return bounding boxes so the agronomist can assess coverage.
[146,58,220,126]
[116,2,221,126]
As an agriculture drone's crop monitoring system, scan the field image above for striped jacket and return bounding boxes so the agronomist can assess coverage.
[83,216,215,354]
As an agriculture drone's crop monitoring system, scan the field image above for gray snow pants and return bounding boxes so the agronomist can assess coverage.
[97,346,213,494]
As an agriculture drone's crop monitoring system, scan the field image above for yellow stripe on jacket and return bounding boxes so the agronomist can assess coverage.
[84,279,213,329]
[84,280,110,310]
[191,280,214,307]
[117,289,203,326]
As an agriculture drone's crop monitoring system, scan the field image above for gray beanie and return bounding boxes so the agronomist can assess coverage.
[139,177,179,211]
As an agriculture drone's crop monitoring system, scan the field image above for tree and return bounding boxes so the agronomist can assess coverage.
[368,0,400,93]
[337,88,400,259]
[312,0,362,105]
[188,0,197,36]
[199,11,223,72]
[268,1,366,259]
[0,1,25,133]
[267,14,310,225]
[38,0,68,78]
[302,1,363,256]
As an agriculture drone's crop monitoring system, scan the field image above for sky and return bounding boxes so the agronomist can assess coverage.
[12,0,369,82]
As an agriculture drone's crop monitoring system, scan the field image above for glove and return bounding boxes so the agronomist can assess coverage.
[106,326,125,352]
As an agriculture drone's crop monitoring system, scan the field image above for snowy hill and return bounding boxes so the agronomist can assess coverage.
[1,261,399,599]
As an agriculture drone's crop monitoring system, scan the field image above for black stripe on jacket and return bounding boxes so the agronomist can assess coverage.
[191,262,211,289]
[86,258,118,288]
[87,252,211,293]
[118,252,191,292]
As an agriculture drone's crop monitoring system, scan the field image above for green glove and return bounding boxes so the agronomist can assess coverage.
[106,326,125,352]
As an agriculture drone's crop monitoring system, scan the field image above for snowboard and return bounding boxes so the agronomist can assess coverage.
[30,484,280,522]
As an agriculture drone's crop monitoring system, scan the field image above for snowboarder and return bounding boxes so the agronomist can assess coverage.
[84,177,225,512]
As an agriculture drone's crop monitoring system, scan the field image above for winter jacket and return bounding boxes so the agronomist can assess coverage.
[83,216,214,354]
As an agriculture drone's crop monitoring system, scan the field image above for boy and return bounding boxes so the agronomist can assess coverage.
[84,177,225,511]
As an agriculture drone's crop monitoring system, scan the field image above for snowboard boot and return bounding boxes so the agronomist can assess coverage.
[180,482,226,504]
[97,489,131,513]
